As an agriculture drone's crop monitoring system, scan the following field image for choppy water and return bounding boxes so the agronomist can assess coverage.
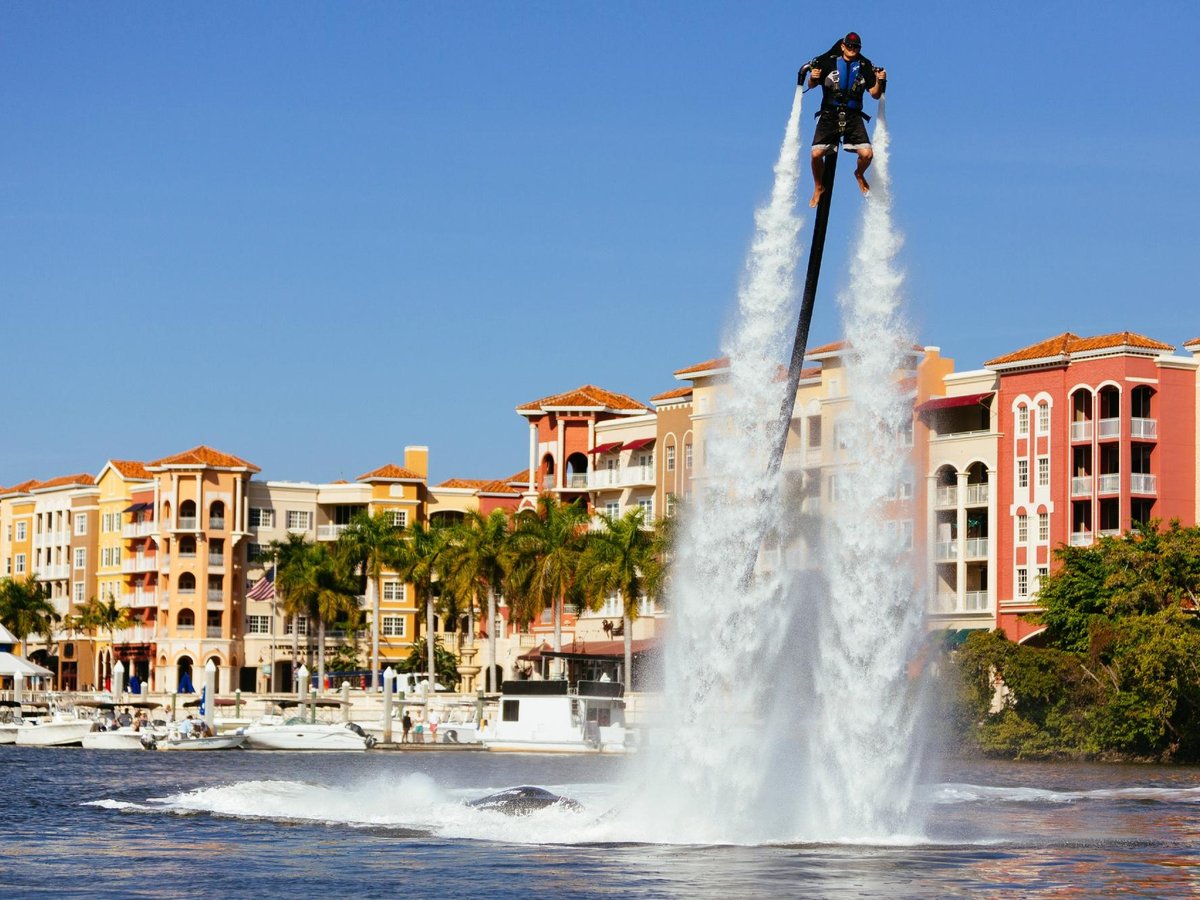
[4,748,1200,897]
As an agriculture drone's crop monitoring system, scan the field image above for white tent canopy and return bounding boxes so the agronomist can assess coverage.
[0,652,54,677]
[0,622,18,644]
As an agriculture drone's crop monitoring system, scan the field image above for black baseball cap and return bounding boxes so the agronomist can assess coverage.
[843,32,862,48]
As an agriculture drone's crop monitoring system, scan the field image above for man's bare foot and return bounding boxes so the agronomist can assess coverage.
[809,185,825,208]
[856,173,870,195]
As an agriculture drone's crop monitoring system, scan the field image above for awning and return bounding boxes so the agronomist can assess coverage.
[517,642,553,661]
[916,392,995,413]
[590,442,624,455]
[622,438,656,451]
[122,501,151,513]
[0,652,54,677]
[541,638,658,660]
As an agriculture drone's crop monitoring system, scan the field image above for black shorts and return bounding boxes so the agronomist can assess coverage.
[812,109,871,151]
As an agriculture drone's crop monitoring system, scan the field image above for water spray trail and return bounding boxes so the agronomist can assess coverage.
[636,87,807,843]
[798,103,928,839]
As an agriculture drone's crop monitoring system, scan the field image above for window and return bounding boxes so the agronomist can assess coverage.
[1017,459,1029,489]
[73,582,84,603]
[246,615,271,634]
[73,548,85,569]
[666,495,677,518]
[15,522,26,541]
[808,416,823,448]
[382,581,406,602]
[1017,568,1029,597]
[666,445,676,471]
[285,616,309,636]
[1017,406,1029,435]
[1038,403,1050,434]
[74,513,87,536]
[604,501,619,518]
[250,508,275,528]
[1017,514,1028,543]
[685,442,693,469]
[835,423,851,450]
[1039,513,1049,543]
[1037,457,1049,487]
[248,543,264,562]
[638,497,654,522]
[600,595,621,617]
[286,510,311,531]
[1037,567,1049,590]
[382,615,406,637]
[388,510,407,528]
[15,553,26,575]
[900,417,914,447]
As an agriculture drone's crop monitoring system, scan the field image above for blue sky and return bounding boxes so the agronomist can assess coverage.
[3,1,1196,487]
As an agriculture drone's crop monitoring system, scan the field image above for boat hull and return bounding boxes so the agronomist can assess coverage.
[155,734,246,751]
[240,724,370,751]
[82,729,161,751]
[15,720,96,747]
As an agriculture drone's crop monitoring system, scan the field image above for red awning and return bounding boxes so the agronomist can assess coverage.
[916,392,995,413]
[517,642,553,661]
[590,442,624,455]
[622,438,656,451]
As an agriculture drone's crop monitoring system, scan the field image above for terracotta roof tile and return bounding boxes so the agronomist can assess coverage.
[986,331,1173,367]
[807,340,847,355]
[516,384,648,414]
[109,460,151,479]
[357,463,425,482]
[149,445,260,471]
[1182,336,1200,348]
[504,468,532,486]
[35,473,95,490]
[2,479,41,494]
[651,386,693,402]
[673,356,729,376]
[436,477,519,495]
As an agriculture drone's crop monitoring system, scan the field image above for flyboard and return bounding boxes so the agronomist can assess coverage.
[737,57,886,589]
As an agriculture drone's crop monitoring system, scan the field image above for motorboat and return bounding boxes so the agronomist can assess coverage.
[14,707,97,747]
[238,701,374,751]
[78,700,167,750]
[0,699,34,744]
[483,680,628,753]
[151,728,246,751]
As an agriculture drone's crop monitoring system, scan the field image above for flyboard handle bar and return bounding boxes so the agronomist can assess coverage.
[796,60,887,93]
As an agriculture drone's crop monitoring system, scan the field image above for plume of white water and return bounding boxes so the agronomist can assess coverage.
[634,97,927,844]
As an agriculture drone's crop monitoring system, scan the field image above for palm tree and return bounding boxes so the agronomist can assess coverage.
[577,508,665,692]
[268,533,314,681]
[72,594,134,687]
[392,520,450,693]
[275,539,361,692]
[337,510,405,690]
[441,509,512,691]
[0,575,60,658]
[506,496,589,677]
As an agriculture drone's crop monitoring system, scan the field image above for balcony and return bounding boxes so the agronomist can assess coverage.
[1070,421,1093,442]
[935,541,957,561]
[206,626,223,639]
[177,587,196,597]
[964,538,989,558]
[934,486,957,508]
[1097,474,1120,494]
[1130,417,1157,439]
[589,465,656,489]
[1070,531,1094,546]
[565,474,588,490]
[964,590,989,611]
[34,564,70,581]
[208,553,225,568]
[1097,418,1120,439]
[176,516,199,531]
[207,589,225,604]
[209,517,226,531]
[178,550,197,560]
[122,555,158,574]
[932,593,958,613]
[123,521,156,539]
[122,591,158,609]
[117,624,158,644]
[317,524,348,541]
[1130,473,1157,494]
[965,483,989,505]
[34,531,69,548]
[1071,476,1093,496]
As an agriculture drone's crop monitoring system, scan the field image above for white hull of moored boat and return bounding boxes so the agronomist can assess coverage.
[15,718,96,747]
[82,729,162,751]
[240,722,372,751]
[154,733,246,751]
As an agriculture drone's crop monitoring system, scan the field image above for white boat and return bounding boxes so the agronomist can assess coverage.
[78,700,167,750]
[483,680,628,753]
[239,716,374,751]
[15,710,97,747]
[153,731,246,751]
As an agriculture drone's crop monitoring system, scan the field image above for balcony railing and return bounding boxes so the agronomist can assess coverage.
[1097,473,1120,494]
[1071,476,1092,496]
[932,593,958,612]
[590,465,655,489]
[1070,420,1093,442]
[935,541,957,561]
[208,554,225,567]
[317,524,349,541]
[177,516,198,530]
[565,474,588,490]
[1070,531,1094,546]
[965,483,989,505]
[964,538,989,558]
[34,531,70,548]
[1097,418,1120,439]
[177,587,196,596]
[34,564,70,580]
[209,517,226,530]
[1130,473,1157,494]
[935,486,957,508]
[123,521,156,539]
[206,626,223,638]
[122,591,158,608]
[207,589,224,603]
[964,590,989,611]
[178,550,197,559]
[122,555,158,574]
[1130,417,1157,439]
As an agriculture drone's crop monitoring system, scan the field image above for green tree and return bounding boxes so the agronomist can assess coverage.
[337,510,405,689]
[440,509,512,691]
[0,576,60,658]
[506,496,590,677]
[71,594,134,685]
[275,538,361,691]
[398,637,461,690]
[267,533,316,680]
[392,520,451,693]
[577,508,664,691]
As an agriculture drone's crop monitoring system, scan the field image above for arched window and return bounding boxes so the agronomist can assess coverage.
[178,572,196,594]
[177,609,195,629]
[180,500,197,529]
[209,501,226,530]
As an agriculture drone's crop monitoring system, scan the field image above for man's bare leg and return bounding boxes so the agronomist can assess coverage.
[854,149,874,195]
[810,149,826,207]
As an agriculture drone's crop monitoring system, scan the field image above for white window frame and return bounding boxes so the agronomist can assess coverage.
[666,445,676,472]
[1017,568,1029,597]
[1017,459,1029,489]
[382,615,406,638]
[250,508,275,529]
[382,581,406,602]
[1017,406,1029,436]
[637,497,654,522]
[1017,514,1028,543]
[286,510,311,531]
[388,510,408,528]
[1039,513,1049,543]
[74,513,87,536]
[73,547,86,569]
[1038,403,1050,434]
[15,521,26,542]
[604,501,619,518]
[685,442,693,469]
[15,553,26,575]
[1037,456,1050,487]
[73,581,85,603]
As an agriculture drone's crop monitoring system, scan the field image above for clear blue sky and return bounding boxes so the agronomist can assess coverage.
[3,1,1196,487]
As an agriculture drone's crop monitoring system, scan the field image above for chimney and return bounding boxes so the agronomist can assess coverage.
[404,446,429,479]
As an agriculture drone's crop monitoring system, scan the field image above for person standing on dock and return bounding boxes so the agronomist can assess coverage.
[803,31,887,205]
[402,712,412,743]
